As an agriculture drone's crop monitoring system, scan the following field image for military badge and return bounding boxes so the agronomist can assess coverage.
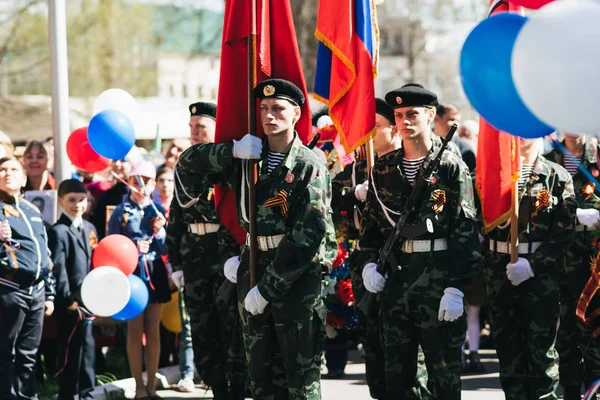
[263,85,276,96]
[3,204,19,217]
[431,189,446,214]
[396,96,403,105]
[191,106,197,114]
[90,230,98,249]
[593,169,599,178]
[582,182,596,201]
[285,173,295,183]
[429,176,438,185]
[264,189,289,216]
[535,189,551,211]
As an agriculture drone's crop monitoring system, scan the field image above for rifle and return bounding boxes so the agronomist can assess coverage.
[357,124,457,315]
[217,132,323,303]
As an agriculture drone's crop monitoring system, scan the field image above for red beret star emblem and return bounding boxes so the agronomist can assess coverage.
[285,173,295,183]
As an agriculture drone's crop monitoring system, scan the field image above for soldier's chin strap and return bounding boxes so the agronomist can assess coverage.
[173,161,200,209]
[576,252,600,337]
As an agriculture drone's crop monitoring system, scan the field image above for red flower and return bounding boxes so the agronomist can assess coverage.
[335,279,354,305]
[332,243,349,269]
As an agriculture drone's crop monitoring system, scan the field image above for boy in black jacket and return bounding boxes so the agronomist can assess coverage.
[48,180,98,400]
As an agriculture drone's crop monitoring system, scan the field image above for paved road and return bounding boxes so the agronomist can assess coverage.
[154,349,513,399]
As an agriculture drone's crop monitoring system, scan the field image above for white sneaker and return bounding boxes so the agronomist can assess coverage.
[177,376,195,392]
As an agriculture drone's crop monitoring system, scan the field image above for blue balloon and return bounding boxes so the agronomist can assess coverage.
[88,109,135,160]
[112,274,149,321]
[460,13,554,139]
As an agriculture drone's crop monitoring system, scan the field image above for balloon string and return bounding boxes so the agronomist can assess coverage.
[54,308,95,378]
[142,254,156,291]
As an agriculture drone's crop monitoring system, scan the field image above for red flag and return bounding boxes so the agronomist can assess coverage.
[214,0,312,244]
[476,0,522,232]
[314,0,379,153]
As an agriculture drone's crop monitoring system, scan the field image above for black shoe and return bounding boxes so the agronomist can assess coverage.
[469,351,485,373]
[460,352,469,374]
[563,385,582,400]
[229,383,247,400]
[211,383,229,400]
[324,369,345,379]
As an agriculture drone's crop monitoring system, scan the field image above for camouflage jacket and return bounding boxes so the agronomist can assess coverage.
[359,144,482,293]
[545,139,600,294]
[485,155,577,275]
[177,134,336,308]
[167,165,239,271]
[331,158,368,241]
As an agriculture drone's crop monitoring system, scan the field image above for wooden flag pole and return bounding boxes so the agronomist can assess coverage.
[510,154,521,263]
[248,0,258,287]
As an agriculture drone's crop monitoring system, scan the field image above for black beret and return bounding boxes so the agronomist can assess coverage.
[375,98,394,124]
[385,85,438,109]
[255,79,305,106]
[58,179,88,197]
[189,102,217,120]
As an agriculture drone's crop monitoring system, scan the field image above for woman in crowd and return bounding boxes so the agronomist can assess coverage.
[107,161,170,399]
[23,141,55,192]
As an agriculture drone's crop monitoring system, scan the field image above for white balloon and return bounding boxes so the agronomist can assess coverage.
[512,0,600,133]
[81,266,131,317]
[93,88,138,123]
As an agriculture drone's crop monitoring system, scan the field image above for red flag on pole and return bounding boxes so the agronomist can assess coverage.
[214,0,312,244]
[314,0,379,154]
[476,0,523,233]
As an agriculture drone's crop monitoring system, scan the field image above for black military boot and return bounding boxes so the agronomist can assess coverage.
[211,383,229,400]
[563,385,582,400]
[469,351,485,373]
[229,383,247,400]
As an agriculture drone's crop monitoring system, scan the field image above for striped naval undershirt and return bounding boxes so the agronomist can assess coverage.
[267,151,286,174]
[402,156,427,184]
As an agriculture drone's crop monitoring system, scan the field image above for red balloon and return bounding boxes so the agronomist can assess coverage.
[66,127,112,173]
[510,0,553,9]
[92,234,139,275]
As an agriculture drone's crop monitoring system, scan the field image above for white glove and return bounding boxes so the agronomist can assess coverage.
[438,287,464,322]
[224,256,240,284]
[362,263,386,293]
[506,257,535,286]
[577,208,600,228]
[171,270,185,289]
[244,286,269,315]
[233,134,262,160]
[354,181,369,202]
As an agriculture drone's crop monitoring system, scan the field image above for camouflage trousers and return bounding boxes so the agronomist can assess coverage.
[182,259,247,388]
[485,261,559,400]
[556,292,600,392]
[380,286,464,399]
[237,299,326,400]
[350,251,430,400]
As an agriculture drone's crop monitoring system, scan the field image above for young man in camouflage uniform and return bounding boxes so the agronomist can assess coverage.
[545,133,600,399]
[167,102,247,400]
[332,98,400,398]
[483,137,577,400]
[177,79,335,400]
[359,85,481,399]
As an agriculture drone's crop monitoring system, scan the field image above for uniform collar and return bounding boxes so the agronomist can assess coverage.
[0,190,20,204]
[62,212,83,228]
[258,132,303,176]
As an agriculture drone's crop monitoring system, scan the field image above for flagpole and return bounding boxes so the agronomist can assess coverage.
[248,0,258,288]
[366,138,374,170]
[510,152,521,263]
